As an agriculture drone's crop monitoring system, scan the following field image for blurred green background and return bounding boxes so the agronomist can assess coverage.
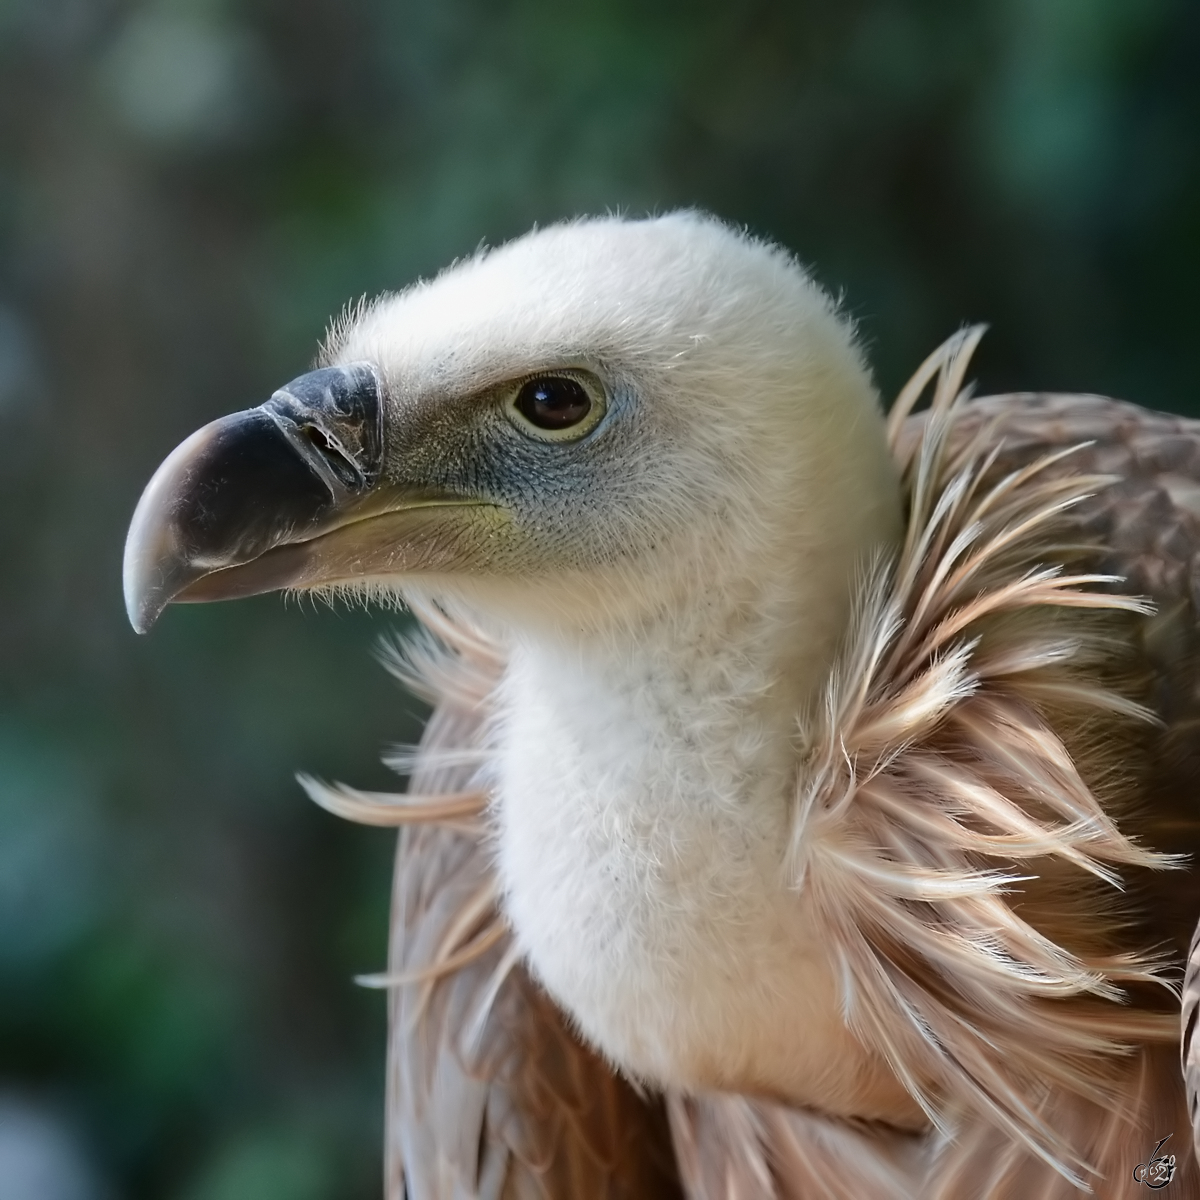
[0,0,1196,1196]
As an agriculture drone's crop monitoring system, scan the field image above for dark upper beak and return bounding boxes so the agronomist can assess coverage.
[123,362,385,633]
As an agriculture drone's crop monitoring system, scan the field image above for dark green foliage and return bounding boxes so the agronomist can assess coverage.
[0,0,1195,1195]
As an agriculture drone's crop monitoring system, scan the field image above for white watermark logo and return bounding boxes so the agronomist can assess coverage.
[1132,1135,1177,1190]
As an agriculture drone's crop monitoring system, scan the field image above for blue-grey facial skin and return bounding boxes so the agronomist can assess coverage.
[372,360,665,576]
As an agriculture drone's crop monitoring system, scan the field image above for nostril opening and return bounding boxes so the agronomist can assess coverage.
[301,424,362,489]
[304,425,335,453]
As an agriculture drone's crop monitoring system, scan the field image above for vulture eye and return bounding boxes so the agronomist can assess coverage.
[506,371,606,441]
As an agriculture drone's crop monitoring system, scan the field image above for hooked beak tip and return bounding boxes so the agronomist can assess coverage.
[122,427,205,635]
[122,566,164,635]
[122,425,197,634]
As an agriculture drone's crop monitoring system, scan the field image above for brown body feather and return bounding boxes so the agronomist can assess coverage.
[315,338,1200,1198]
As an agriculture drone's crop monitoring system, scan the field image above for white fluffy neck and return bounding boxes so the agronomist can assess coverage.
[478,494,916,1122]
[499,556,818,869]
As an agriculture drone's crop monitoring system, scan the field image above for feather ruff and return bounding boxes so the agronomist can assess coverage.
[315,328,1184,1191]
[794,327,1179,1184]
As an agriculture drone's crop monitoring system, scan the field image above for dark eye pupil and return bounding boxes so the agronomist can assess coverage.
[515,376,591,431]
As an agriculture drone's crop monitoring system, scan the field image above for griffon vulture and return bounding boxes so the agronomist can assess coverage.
[123,213,1200,1197]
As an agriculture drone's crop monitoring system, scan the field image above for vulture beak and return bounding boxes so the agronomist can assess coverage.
[123,362,478,633]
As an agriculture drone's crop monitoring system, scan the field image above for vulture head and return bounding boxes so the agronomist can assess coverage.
[125,212,899,660]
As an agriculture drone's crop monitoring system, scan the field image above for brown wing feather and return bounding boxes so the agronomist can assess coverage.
[912,391,1200,1195]
[938,393,1200,958]
[1185,923,1200,1166]
[668,1092,921,1199]
[386,698,682,1200]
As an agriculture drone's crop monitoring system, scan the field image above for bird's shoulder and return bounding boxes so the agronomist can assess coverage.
[922,390,1200,952]
[937,390,1200,602]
